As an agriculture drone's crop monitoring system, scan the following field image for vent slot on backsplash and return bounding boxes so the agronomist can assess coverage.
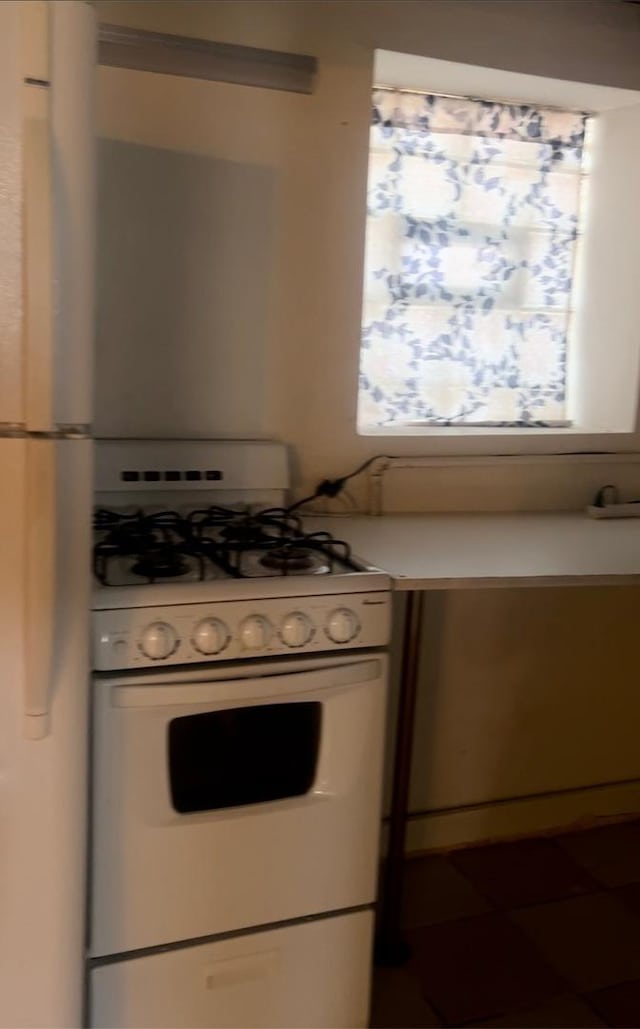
[120,470,223,483]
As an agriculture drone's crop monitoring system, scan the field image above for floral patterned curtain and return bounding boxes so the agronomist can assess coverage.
[358,90,589,429]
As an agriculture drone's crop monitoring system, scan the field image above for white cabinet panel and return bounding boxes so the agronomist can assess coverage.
[0,438,92,1026]
[90,910,373,1029]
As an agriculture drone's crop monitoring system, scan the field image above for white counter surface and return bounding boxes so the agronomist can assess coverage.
[304,512,640,590]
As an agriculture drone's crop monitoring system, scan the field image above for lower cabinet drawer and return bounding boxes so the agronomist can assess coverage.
[89,909,373,1029]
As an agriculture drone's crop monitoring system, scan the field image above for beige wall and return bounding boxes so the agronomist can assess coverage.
[95,0,640,502]
[385,589,640,849]
[95,0,640,845]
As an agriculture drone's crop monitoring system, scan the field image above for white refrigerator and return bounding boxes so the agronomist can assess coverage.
[0,2,96,1026]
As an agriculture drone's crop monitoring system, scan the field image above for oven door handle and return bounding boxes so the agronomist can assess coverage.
[111,658,382,709]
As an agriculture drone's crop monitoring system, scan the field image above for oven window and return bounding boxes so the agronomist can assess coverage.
[168,702,322,813]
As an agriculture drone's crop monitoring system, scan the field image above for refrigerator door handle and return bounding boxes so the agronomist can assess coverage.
[23,77,55,434]
[23,440,56,739]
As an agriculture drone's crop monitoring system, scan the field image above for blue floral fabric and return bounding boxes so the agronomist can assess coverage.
[358,90,588,429]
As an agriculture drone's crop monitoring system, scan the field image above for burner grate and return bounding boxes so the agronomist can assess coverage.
[93,506,358,584]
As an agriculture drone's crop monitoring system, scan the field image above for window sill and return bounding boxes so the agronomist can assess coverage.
[357,424,633,439]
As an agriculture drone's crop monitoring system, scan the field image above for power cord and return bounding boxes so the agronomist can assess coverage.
[285,454,391,515]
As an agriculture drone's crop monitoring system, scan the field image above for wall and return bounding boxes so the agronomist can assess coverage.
[95,0,640,849]
[395,589,640,851]
[94,0,640,497]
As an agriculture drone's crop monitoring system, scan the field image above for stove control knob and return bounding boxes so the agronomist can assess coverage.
[192,618,229,656]
[139,621,178,660]
[280,612,313,648]
[240,615,272,651]
[326,608,360,644]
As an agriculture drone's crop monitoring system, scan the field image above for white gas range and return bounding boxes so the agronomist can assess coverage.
[88,441,390,1029]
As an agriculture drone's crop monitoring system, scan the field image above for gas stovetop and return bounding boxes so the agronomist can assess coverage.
[93,506,360,587]
[91,506,390,671]
[91,441,391,669]
[91,502,390,613]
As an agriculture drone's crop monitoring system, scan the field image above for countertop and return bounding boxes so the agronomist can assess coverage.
[304,512,640,590]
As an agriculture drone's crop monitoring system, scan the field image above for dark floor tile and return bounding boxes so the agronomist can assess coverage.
[402,855,490,928]
[558,822,640,888]
[613,882,640,920]
[469,993,605,1027]
[585,979,640,1028]
[512,893,640,993]
[451,838,598,910]
[370,966,441,1028]
[407,911,566,1026]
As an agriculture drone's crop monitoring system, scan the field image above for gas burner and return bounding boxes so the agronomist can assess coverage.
[187,505,301,535]
[220,520,274,544]
[93,511,210,586]
[130,546,190,580]
[236,545,331,578]
[93,506,359,586]
[107,526,157,555]
[260,547,320,572]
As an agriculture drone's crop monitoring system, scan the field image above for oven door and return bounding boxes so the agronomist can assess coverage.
[90,652,387,957]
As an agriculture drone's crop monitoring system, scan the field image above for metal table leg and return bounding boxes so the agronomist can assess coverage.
[375,589,425,965]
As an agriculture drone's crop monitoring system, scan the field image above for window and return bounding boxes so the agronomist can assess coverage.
[358,88,590,431]
[168,703,322,813]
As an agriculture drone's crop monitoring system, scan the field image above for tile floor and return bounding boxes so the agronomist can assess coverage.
[371,820,640,1028]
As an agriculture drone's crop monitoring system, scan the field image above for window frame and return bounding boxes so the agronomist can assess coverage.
[357,51,640,442]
